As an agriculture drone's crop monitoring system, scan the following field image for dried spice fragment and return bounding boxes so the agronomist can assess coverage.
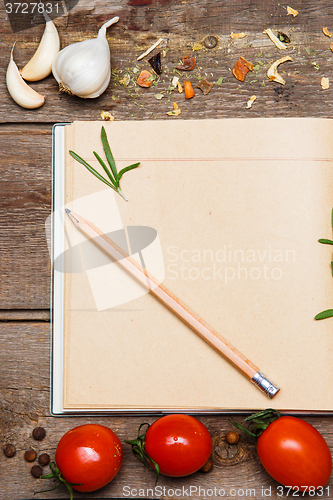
[197,78,214,95]
[321,77,330,89]
[167,102,181,116]
[277,31,291,44]
[137,38,163,61]
[176,56,196,71]
[323,27,333,38]
[100,111,114,121]
[287,6,298,17]
[154,93,164,99]
[246,95,257,109]
[267,56,293,85]
[330,43,333,52]
[263,28,287,50]
[148,52,162,75]
[232,56,253,82]
[204,36,218,49]
[230,32,246,40]
[136,70,154,87]
[184,80,195,99]
[177,81,183,93]
[120,75,130,87]
[192,42,204,51]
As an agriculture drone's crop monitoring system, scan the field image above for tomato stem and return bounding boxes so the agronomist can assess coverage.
[34,461,81,500]
[231,409,281,438]
[124,423,160,484]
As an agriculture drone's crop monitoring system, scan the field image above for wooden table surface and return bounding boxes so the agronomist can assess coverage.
[1,0,333,498]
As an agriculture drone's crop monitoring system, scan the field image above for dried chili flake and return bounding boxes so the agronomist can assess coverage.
[137,70,154,87]
[197,78,214,95]
[176,56,196,71]
[323,27,333,38]
[232,57,253,82]
[148,52,162,75]
[184,80,195,99]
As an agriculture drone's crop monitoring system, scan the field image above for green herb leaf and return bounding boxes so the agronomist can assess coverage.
[93,151,117,187]
[118,162,141,181]
[315,309,333,320]
[101,126,118,180]
[318,239,333,245]
[69,151,117,193]
[216,76,223,85]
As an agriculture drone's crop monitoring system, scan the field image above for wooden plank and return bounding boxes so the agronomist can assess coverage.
[1,322,333,500]
[0,124,52,309]
[1,0,333,122]
[0,310,50,320]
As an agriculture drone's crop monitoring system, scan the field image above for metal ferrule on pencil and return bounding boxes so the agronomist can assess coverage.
[251,372,280,399]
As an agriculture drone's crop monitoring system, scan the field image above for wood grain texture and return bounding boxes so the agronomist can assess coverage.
[0,125,52,309]
[2,1,333,498]
[1,323,333,500]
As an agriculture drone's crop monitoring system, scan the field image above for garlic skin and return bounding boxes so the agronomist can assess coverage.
[20,14,60,81]
[52,16,119,98]
[6,43,45,109]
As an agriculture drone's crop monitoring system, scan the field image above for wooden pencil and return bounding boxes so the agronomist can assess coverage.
[65,209,280,399]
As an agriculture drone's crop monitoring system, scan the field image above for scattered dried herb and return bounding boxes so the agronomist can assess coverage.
[32,427,46,441]
[148,52,162,75]
[69,126,140,202]
[216,76,224,85]
[200,457,213,473]
[184,80,195,99]
[232,56,253,82]
[277,31,291,43]
[197,78,214,95]
[226,431,240,444]
[176,56,196,71]
[137,70,154,87]
[31,465,43,478]
[25,449,37,462]
[4,444,16,457]
[38,453,50,466]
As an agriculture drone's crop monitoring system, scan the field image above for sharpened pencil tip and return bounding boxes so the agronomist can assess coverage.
[65,208,71,214]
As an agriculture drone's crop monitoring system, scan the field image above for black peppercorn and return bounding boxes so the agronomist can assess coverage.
[4,444,16,457]
[38,453,50,466]
[200,457,213,472]
[24,449,37,462]
[31,465,43,478]
[32,427,46,441]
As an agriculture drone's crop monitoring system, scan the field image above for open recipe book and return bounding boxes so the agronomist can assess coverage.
[51,118,333,414]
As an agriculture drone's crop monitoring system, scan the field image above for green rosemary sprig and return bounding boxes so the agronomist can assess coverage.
[69,126,140,202]
[315,208,333,320]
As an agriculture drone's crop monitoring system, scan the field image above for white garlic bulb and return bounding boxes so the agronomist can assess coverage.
[52,16,119,98]
[20,13,60,81]
[6,43,45,109]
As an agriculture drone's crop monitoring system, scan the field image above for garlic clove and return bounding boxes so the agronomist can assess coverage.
[6,43,45,109]
[20,13,60,81]
[52,16,119,99]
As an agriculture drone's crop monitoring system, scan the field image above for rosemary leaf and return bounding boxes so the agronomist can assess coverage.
[69,151,117,192]
[101,126,118,180]
[315,309,333,320]
[318,239,333,245]
[93,151,117,187]
[118,162,141,181]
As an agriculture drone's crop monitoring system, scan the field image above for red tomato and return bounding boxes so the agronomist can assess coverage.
[55,424,122,492]
[256,416,332,491]
[144,414,212,477]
